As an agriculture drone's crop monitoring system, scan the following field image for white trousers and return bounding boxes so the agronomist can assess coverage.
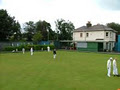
[31,52,33,55]
[48,49,50,52]
[53,54,56,59]
[113,67,118,75]
[107,68,111,77]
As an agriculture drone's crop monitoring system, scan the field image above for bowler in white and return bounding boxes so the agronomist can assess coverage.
[113,58,119,76]
[47,46,50,52]
[107,57,112,77]
[30,47,33,55]
[22,48,25,54]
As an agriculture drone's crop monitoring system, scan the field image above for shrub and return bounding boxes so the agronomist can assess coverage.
[4,46,16,51]
[49,45,55,50]
[4,44,55,51]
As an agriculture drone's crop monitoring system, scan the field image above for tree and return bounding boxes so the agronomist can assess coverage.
[36,20,51,41]
[107,22,120,34]
[49,30,57,40]
[23,20,55,41]
[9,22,21,41]
[0,9,21,41]
[24,21,36,41]
[55,19,75,40]
[33,31,42,42]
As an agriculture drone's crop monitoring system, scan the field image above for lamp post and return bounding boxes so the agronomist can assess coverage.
[47,29,49,44]
[57,31,59,41]
[56,27,59,41]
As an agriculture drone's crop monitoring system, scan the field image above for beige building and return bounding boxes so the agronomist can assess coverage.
[73,22,117,51]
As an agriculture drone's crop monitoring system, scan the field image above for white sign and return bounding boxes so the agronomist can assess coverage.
[77,42,87,48]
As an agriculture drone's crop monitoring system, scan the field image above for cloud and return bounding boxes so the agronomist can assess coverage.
[0,0,120,30]
[0,0,2,5]
[96,0,120,10]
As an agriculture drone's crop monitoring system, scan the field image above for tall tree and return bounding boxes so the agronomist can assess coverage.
[0,9,21,41]
[36,20,53,41]
[10,22,21,41]
[33,31,42,42]
[24,21,36,41]
[107,22,120,34]
[55,19,75,40]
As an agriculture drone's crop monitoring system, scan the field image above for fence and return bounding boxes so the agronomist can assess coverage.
[0,40,73,51]
[0,41,33,50]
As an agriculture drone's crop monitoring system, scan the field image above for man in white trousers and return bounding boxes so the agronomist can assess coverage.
[113,58,119,76]
[107,57,113,77]
[30,47,33,55]
[47,46,50,52]
[22,48,25,54]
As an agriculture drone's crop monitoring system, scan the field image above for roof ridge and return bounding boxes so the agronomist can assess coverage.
[74,24,116,32]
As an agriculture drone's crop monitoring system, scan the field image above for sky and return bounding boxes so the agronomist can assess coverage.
[0,0,120,30]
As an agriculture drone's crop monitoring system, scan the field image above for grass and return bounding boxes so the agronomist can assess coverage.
[0,50,120,90]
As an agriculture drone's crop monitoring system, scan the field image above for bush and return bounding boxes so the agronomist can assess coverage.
[40,45,55,50]
[4,45,55,51]
[49,45,55,50]
[4,46,16,51]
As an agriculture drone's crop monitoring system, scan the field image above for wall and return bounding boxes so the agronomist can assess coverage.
[104,31,116,42]
[73,31,116,42]
[38,41,50,45]
[77,42,98,52]
[0,41,33,50]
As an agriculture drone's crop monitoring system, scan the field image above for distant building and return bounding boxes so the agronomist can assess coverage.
[73,22,117,52]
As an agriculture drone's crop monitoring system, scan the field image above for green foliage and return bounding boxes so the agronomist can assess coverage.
[36,20,51,41]
[40,45,55,50]
[23,21,36,41]
[0,9,21,41]
[107,22,120,34]
[55,19,75,40]
[4,45,55,51]
[4,45,26,51]
[33,31,42,42]
[4,46,16,51]
[9,22,21,41]
[0,51,120,90]
[23,20,55,41]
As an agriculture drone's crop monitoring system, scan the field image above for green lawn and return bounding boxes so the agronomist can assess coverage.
[0,51,120,90]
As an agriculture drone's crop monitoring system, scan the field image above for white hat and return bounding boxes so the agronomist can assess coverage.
[110,57,113,60]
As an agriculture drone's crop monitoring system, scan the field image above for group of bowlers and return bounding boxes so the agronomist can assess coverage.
[16,48,119,77]
[107,57,119,77]
[22,47,57,59]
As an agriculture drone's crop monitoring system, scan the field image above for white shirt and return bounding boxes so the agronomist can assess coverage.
[107,59,111,69]
[113,59,117,68]
[22,48,25,51]
[30,48,33,52]
[47,46,50,51]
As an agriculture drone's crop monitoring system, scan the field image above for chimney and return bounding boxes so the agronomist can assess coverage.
[86,21,92,27]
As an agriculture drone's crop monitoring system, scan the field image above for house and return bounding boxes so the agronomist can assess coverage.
[73,22,117,52]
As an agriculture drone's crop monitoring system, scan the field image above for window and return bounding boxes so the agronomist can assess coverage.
[86,33,89,37]
[106,32,108,37]
[80,33,82,37]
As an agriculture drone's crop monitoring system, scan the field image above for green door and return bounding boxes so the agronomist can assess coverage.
[98,43,103,51]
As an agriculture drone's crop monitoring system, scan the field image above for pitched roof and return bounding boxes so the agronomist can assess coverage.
[74,24,117,32]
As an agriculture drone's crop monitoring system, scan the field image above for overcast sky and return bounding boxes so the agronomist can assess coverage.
[0,0,120,30]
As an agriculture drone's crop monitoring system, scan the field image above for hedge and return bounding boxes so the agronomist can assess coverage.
[4,45,55,51]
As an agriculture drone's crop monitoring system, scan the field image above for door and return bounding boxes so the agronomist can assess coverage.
[98,43,103,51]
